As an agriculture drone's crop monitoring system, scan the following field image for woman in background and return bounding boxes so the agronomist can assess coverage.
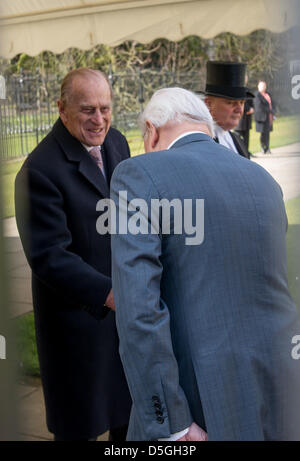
[254,80,275,154]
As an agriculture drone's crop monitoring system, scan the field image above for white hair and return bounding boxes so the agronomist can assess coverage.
[139,87,215,137]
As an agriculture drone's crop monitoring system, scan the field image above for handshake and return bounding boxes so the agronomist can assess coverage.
[104,289,115,311]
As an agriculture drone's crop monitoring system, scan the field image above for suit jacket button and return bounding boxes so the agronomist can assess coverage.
[152,395,160,402]
[157,416,164,424]
[156,410,163,417]
[154,402,161,409]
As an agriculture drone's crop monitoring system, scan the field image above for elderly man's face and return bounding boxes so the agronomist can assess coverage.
[143,128,153,153]
[206,97,245,131]
[58,75,112,147]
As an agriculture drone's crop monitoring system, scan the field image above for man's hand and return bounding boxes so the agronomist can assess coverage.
[104,289,115,311]
[177,423,208,441]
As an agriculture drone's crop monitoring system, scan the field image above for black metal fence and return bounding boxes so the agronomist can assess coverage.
[0,69,204,160]
[0,72,60,159]
[0,68,296,160]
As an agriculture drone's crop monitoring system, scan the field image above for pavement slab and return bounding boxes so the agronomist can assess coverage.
[17,381,109,441]
[10,301,33,318]
[18,384,52,441]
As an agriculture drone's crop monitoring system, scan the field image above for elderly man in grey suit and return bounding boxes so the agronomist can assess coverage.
[110,87,300,441]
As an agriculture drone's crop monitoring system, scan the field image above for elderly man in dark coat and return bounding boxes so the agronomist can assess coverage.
[15,68,132,441]
[234,95,254,156]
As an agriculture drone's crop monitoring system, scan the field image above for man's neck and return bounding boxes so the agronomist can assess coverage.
[215,124,229,134]
[161,122,212,148]
[167,130,208,150]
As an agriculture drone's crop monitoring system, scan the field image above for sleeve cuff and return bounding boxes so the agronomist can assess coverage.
[158,427,190,441]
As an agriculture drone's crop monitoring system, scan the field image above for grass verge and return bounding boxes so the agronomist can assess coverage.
[15,312,40,377]
[285,197,300,310]
[249,114,300,154]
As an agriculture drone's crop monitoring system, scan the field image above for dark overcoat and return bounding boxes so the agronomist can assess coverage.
[254,91,274,133]
[15,118,132,439]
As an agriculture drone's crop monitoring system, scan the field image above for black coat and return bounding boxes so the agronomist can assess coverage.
[15,119,132,439]
[235,99,253,131]
[230,131,250,158]
[254,91,274,133]
[215,131,250,159]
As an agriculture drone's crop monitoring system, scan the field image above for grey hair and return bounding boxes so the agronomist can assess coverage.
[139,87,215,137]
[60,67,113,106]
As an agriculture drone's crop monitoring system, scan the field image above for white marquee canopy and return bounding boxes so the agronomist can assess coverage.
[0,0,298,58]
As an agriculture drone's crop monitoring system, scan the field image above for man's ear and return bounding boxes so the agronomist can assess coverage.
[57,99,66,122]
[150,124,159,150]
[145,121,159,151]
[205,97,211,110]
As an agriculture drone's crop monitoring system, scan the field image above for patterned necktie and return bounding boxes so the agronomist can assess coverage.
[89,146,106,179]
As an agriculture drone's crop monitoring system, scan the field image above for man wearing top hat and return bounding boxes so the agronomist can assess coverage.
[202,61,254,159]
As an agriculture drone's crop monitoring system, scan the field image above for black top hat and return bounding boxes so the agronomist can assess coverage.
[201,61,254,100]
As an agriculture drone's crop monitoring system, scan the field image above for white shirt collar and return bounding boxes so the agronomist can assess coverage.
[82,143,102,152]
[167,131,207,150]
[214,124,227,138]
[214,124,238,154]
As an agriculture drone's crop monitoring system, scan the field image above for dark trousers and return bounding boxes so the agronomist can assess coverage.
[260,130,270,152]
[54,425,128,442]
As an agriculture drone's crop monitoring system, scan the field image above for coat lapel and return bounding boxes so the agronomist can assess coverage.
[102,130,125,185]
[230,131,249,159]
[52,118,110,197]
[78,156,110,197]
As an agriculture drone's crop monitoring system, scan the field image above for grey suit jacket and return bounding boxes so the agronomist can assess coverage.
[111,133,300,441]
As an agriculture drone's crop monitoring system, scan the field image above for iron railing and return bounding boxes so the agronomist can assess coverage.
[0,67,295,160]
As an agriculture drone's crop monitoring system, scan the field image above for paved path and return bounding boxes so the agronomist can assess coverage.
[3,142,300,440]
[251,143,300,202]
[4,236,32,317]
[17,378,109,440]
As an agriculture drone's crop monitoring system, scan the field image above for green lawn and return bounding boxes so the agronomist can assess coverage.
[1,133,45,162]
[249,114,300,154]
[16,312,40,377]
[285,197,300,310]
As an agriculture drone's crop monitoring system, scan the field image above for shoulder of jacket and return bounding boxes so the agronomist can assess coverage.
[20,130,64,176]
[107,126,127,141]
